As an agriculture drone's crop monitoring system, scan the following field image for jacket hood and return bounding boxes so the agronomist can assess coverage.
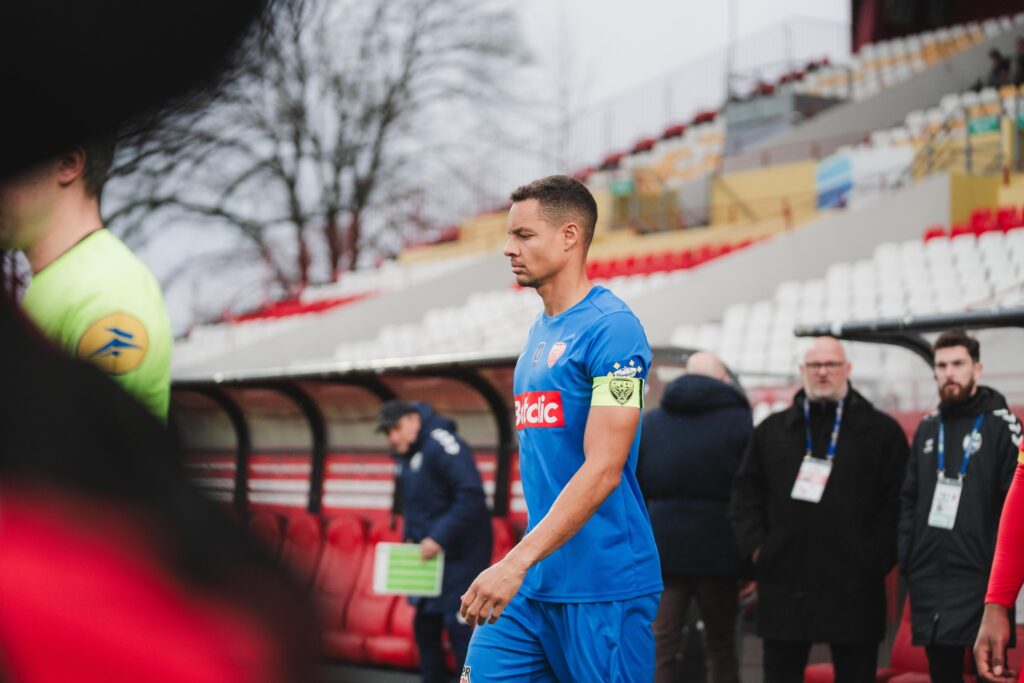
[407,402,458,454]
[661,375,749,415]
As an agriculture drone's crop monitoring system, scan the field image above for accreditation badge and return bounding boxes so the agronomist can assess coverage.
[790,457,832,503]
[928,478,962,529]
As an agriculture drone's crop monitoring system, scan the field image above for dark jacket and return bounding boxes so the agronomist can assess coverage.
[638,374,751,578]
[898,386,1022,646]
[730,387,909,643]
[396,404,492,614]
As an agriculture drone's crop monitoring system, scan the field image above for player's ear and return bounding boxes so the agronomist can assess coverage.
[562,221,581,252]
[56,147,87,187]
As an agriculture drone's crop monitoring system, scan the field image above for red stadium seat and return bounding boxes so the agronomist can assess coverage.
[248,511,286,559]
[491,518,516,563]
[315,515,366,632]
[950,222,973,238]
[280,512,323,588]
[922,225,947,241]
[970,208,994,232]
[997,206,1021,231]
[366,596,419,669]
[324,519,403,663]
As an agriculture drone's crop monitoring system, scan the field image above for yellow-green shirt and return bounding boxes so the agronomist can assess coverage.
[22,229,172,420]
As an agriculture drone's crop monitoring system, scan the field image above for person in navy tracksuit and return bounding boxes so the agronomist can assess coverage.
[378,400,493,683]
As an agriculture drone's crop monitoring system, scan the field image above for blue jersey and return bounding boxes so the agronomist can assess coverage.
[513,285,661,602]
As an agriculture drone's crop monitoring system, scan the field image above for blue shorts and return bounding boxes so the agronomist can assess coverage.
[462,591,659,682]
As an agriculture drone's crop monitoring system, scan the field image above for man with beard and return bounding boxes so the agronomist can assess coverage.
[731,337,908,683]
[899,331,1023,683]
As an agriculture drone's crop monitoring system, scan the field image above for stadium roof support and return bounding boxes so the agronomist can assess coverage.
[794,308,1024,365]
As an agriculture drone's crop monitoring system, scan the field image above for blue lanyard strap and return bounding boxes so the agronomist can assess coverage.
[803,398,844,460]
[937,413,985,480]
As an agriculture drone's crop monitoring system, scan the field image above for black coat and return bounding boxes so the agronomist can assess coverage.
[396,404,492,614]
[730,387,909,643]
[638,374,751,578]
[898,386,1022,646]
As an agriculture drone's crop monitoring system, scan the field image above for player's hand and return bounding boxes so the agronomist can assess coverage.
[460,557,528,626]
[420,537,442,561]
[975,603,1016,681]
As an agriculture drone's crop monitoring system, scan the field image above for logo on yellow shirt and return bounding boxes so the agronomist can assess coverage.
[76,313,149,374]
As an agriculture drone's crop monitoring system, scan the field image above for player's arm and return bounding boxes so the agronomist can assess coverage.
[975,460,1024,681]
[459,405,639,625]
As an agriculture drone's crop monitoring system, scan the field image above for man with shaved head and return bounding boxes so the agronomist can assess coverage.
[638,351,750,683]
[731,337,909,683]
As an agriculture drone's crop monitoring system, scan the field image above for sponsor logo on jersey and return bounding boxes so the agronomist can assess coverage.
[76,312,149,375]
[514,391,565,429]
[609,359,642,378]
[460,666,472,683]
[547,341,567,368]
[532,341,546,367]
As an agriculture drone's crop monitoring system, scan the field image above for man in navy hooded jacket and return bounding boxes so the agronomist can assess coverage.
[638,352,752,683]
[378,400,492,683]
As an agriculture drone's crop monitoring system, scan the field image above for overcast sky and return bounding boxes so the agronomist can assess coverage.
[518,0,851,107]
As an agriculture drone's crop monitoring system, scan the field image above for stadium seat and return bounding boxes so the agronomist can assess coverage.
[491,517,516,563]
[922,225,946,241]
[366,595,419,669]
[315,515,366,633]
[280,512,324,588]
[324,518,403,663]
[248,511,286,559]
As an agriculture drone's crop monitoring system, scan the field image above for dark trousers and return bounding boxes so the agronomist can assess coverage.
[413,607,472,683]
[653,576,740,683]
[763,639,878,683]
[925,644,969,683]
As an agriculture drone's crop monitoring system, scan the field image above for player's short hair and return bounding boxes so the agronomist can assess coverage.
[510,175,598,250]
[933,330,980,362]
[79,132,118,201]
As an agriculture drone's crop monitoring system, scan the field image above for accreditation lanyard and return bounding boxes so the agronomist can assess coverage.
[791,399,844,503]
[936,413,985,481]
[928,413,985,530]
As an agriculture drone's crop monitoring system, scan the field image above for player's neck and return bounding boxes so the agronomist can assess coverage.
[25,197,103,274]
[537,263,592,317]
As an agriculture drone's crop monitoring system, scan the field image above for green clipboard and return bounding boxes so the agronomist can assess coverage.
[372,542,445,597]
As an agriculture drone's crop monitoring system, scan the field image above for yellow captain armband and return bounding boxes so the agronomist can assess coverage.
[592,376,644,408]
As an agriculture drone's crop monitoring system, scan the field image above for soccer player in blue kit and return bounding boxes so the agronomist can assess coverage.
[459,176,662,682]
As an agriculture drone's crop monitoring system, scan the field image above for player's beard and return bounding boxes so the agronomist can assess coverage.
[940,377,976,404]
[516,272,541,289]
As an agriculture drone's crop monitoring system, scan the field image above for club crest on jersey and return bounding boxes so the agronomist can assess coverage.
[460,666,471,683]
[76,312,149,375]
[547,341,567,368]
[515,391,565,429]
[609,359,642,378]
[609,378,636,405]
[532,341,546,367]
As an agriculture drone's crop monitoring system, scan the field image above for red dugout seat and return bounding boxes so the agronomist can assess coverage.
[248,511,285,559]
[280,512,323,589]
[324,519,402,663]
[315,515,365,633]
[367,595,419,669]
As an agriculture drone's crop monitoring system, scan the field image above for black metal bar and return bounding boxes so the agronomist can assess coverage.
[794,308,1024,367]
[432,368,515,518]
[258,382,328,516]
[176,386,252,518]
[794,308,1024,338]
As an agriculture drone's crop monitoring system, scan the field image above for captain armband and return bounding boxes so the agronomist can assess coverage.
[591,376,644,409]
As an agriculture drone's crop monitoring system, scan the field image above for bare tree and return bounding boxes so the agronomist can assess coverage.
[106,0,525,303]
